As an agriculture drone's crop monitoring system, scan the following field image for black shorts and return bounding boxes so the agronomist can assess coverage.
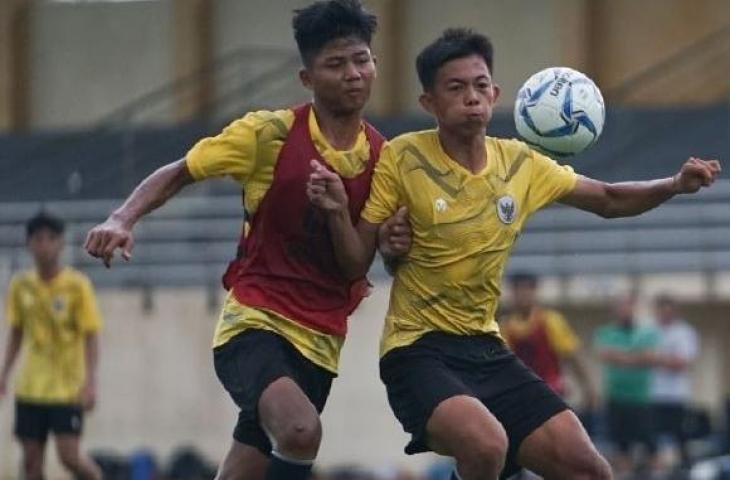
[15,400,83,441]
[380,332,569,479]
[606,400,656,454]
[653,402,687,441]
[213,329,335,456]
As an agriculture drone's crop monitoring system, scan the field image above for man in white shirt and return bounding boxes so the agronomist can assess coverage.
[650,294,699,467]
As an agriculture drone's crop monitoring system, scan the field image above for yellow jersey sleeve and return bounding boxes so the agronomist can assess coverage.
[525,148,578,214]
[77,276,102,333]
[361,143,402,224]
[544,310,580,356]
[5,275,20,327]
[185,109,294,183]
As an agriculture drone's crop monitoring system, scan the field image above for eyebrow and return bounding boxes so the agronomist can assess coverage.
[323,49,371,62]
[445,75,491,84]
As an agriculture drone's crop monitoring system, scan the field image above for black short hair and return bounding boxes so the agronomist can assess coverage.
[509,271,539,288]
[26,211,65,239]
[292,0,377,66]
[416,28,494,91]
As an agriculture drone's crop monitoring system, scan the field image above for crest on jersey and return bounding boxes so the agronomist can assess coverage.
[52,296,66,314]
[434,198,448,213]
[496,195,517,224]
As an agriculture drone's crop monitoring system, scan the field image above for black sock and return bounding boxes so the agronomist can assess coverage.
[265,451,313,480]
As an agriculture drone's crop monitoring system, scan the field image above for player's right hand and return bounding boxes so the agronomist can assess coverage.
[307,159,349,212]
[84,217,134,268]
[379,206,412,257]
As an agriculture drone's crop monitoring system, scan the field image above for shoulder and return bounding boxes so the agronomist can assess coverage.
[594,324,615,339]
[242,109,294,140]
[388,130,437,154]
[543,308,568,323]
[62,268,93,289]
[9,270,33,289]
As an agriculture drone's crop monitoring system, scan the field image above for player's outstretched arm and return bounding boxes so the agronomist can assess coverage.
[85,158,196,267]
[560,157,721,218]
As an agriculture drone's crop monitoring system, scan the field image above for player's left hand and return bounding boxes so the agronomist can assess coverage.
[307,159,349,212]
[379,206,412,257]
[674,157,721,194]
[80,382,97,411]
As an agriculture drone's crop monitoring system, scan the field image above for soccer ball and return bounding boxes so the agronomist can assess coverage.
[514,67,605,158]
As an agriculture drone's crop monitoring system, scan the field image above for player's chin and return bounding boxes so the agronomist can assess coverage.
[459,117,489,134]
[338,93,369,112]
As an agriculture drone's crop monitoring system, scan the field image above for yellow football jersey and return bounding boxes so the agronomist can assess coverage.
[361,131,578,357]
[186,107,372,373]
[6,268,102,404]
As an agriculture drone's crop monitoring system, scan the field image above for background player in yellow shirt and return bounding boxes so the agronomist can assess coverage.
[0,212,102,480]
[307,28,720,480]
[84,2,409,480]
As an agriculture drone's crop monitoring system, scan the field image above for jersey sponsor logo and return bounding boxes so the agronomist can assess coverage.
[496,195,517,224]
[434,198,448,213]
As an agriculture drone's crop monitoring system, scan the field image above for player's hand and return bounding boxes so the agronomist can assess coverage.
[84,216,134,268]
[79,382,97,411]
[379,206,412,257]
[673,157,721,194]
[307,160,348,212]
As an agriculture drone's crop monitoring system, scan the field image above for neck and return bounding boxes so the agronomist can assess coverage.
[311,102,363,150]
[437,126,486,174]
[37,262,61,282]
[516,305,534,318]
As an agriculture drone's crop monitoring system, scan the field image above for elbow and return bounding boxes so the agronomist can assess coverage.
[597,206,621,219]
[343,264,369,282]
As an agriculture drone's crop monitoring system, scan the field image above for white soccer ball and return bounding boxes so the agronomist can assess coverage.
[514,67,605,158]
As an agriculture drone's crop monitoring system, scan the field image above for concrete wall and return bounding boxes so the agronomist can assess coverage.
[1,0,728,129]
[29,1,174,128]
[394,0,562,113]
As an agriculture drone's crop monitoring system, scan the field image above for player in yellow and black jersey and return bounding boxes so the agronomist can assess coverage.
[1,212,102,480]
[308,28,721,480]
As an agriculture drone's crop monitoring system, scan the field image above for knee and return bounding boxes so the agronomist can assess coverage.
[569,451,613,480]
[272,417,322,459]
[58,451,82,474]
[456,428,509,478]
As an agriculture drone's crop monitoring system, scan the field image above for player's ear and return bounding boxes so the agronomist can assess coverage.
[418,92,434,115]
[492,83,501,102]
[299,68,312,91]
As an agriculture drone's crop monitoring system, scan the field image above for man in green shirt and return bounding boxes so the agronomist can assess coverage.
[594,294,658,476]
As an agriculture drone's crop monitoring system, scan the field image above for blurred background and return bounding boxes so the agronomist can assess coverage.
[0,0,729,479]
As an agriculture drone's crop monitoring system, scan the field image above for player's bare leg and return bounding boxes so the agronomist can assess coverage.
[426,395,508,480]
[20,439,45,480]
[517,410,612,480]
[55,435,102,480]
[215,440,269,480]
[258,377,322,479]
